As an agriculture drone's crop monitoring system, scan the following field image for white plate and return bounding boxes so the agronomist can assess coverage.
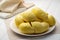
[8,17,56,36]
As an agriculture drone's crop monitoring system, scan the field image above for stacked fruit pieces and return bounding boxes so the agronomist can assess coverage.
[15,6,56,34]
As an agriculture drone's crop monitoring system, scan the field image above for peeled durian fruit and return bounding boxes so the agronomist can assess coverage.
[19,23,34,34]
[21,11,41,22]
[31,22,49,33]
[32,7,48,21]
[14,6,56,34]
[40,22,49,32]
[15,14,24,27]
[47,15,56,26]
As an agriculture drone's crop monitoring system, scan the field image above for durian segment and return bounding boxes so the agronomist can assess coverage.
[19,23,34,34]
[21,10,41,22]
[47,15,56,26]
[31,22,49,33]
[15,14,24,27]
[31,22,42,33]
[32,6,48,21]
[41,22,49,32]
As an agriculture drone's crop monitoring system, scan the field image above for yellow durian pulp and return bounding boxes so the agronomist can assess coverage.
[47,15,56,26]
[15,14,24,27]
[21,10,41,22]
[19,23,34,34]
[14,6,56,34]
[32,7,48,21]
[40,22,49,32]
[31,22,49,33]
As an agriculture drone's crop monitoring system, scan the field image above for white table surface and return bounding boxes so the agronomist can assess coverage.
[0,0,60,40]
[0,19,9,40]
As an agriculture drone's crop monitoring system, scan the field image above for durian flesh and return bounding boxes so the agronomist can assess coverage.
[15,14,24,27]
[21,11,41,22]
[47,15,56,26]
[15,6,56,34]
[32,7,48,21]
[18,22,49,34]
[31,22,49,33]
[19,23,34,34]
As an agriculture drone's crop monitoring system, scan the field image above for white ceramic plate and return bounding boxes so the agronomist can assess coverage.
[9,17,56,36]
